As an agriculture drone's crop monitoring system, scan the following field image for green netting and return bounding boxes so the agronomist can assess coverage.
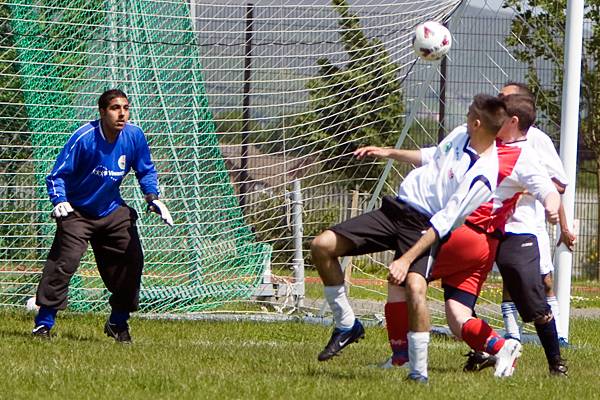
[7,0,270,313]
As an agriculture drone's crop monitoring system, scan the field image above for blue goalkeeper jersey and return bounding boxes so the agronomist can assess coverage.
[46,120,159,218]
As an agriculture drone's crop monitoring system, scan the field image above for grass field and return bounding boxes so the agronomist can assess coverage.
[2,310,600,399]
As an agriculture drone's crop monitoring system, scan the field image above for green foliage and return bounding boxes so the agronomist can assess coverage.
[504,0,600,277]
[287,0,405,190]
[583,237,600,279]
[504,0,600,160]
[214,110,265,145]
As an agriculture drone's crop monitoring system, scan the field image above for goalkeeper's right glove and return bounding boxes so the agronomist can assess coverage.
[145,194,174,227]
[52,202,74,218]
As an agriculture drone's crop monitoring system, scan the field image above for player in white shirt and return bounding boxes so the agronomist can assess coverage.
[497,83,576,349]
[356,94,561,379]
[311,94,509,383]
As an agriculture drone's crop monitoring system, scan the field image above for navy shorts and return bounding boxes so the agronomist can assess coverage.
[496,233,550,322]
[329,196,432,279]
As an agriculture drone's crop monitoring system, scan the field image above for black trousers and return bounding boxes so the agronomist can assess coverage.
[496,233,550,322]
[36,205,144,312]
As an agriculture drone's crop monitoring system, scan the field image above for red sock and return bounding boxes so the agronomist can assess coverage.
[461,318,505,355]
[385,302,409,363]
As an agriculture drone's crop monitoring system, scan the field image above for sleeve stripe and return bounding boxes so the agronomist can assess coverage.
[463,139,480,171]
[48,125,95,200]
[469,175,492,191]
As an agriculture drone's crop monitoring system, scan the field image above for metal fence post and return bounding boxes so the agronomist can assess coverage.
[292,179,305,308]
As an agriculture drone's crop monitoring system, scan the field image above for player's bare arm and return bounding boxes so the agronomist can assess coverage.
[543,192,560,224]
[353,146,423,165]
[557,201,577,250]
[552,178,567,194]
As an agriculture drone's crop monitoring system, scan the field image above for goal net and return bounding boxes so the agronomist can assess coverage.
[0,0,569,333]
[1,0,271,313]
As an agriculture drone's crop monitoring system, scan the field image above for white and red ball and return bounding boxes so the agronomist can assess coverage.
[412,21,452,62]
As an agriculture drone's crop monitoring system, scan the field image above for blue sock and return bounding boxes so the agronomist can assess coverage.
[35,306,57,329]
[109,310,130,329]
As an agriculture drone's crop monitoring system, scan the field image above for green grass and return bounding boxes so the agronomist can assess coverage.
[571,281,600,308]
[2,310,600,399]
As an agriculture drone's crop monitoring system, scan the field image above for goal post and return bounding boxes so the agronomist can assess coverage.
[555,0,585,341]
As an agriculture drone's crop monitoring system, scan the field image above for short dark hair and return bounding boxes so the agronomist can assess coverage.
[98,89,128,109]
[469,94,508,135]
[503,81,534,98]
[504,94,536,131]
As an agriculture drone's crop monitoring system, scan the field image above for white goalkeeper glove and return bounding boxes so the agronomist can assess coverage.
[52,202,74,218]
[147,199,174,227]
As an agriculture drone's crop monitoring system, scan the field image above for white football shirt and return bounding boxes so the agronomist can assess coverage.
[500,137,559,234]
[397,125,499,238]
[525,127,568,233]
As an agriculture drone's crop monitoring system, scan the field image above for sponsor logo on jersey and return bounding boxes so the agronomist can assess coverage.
[118,155,126,170]
[444,142,452,154]
[92,165,125,181]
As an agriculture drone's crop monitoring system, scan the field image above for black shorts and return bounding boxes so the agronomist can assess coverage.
[329,196,432,278]
[443,285,478,311]
[496,233,550,322]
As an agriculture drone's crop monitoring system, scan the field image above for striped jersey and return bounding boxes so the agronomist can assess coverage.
[420,127,558,235]
[522,127,568,236]
[46,120,159,218]
[397,125,499,238]
[505,127,567,234]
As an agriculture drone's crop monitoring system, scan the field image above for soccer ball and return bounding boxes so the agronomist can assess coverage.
[412,21,452,61]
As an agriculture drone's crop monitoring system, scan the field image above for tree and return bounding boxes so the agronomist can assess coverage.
[504,0,600,277]
[290,0,406,190]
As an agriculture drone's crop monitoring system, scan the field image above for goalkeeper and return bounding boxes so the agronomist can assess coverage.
[31,89,173,343]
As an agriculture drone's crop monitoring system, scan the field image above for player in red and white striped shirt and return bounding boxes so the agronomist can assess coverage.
[497,83,575,352]
[489,87,570,376]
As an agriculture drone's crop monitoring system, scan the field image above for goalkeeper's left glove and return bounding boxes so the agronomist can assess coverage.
[145,194,174,227]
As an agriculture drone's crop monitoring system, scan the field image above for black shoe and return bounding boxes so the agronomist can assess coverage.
[549,356,568,377]
[463,350,496,372]
[104,321,132,344]
[318,319,365,361]
[32,325,51,339]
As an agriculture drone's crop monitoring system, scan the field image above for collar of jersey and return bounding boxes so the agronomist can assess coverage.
[463,138,480,170]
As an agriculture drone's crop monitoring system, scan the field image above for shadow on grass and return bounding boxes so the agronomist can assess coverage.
[0,326,103,343]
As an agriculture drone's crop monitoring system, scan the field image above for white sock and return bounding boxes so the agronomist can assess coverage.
[501,302,521,341]
[324,285,355,330]
[547,296,564,339]
[408,331,429,378]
